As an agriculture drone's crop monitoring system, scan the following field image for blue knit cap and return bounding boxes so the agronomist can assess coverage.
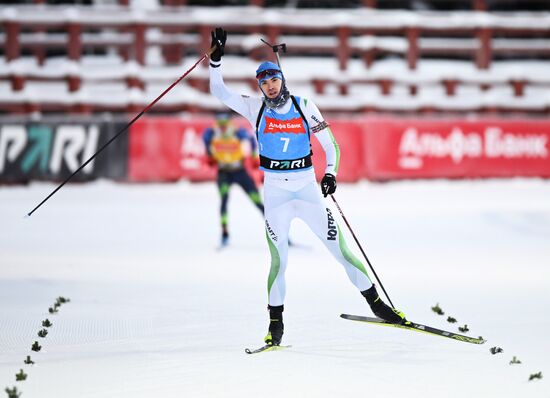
[256,61,283,84]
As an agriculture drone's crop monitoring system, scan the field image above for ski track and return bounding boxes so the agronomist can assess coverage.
[1,179,549,397]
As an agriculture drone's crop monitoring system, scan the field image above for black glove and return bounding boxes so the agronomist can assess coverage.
[210,27,227,62]
[321,173,337,197]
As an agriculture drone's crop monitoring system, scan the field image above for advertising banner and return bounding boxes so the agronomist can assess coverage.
[0,119,128,183]
[4,116,549,184]
[362,119,550,180]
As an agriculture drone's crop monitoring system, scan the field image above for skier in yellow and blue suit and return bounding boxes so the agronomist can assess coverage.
[203,112,264,247]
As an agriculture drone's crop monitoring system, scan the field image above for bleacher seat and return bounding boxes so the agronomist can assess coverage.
[0,4,549,115]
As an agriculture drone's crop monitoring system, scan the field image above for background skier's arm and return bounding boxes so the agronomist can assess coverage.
[202,128,214,157]
[237,128,258,156]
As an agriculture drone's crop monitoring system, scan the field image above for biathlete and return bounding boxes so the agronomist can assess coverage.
[203,111,264,247]
[208,27,406,346]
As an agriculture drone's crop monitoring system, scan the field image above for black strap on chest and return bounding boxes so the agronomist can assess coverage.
[255,102,266,139]
[290,95,309,137]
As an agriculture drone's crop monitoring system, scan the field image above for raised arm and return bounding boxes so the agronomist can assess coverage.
[209,28,263,127]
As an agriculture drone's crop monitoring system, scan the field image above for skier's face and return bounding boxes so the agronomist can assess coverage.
[216,119,231,134]
[260,77,282,99]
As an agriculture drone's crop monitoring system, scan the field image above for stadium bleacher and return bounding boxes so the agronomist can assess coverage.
[1,0,550,115]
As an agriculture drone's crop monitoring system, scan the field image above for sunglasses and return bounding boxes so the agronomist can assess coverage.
[256,69,281,80]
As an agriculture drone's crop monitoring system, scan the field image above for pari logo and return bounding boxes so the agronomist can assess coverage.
[264,117,305,134]
[0,124,99,175]
[269,158,306,170]
[398,126,548,169]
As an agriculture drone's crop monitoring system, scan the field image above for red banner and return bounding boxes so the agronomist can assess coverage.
[362,118,550,180]
[128,117,550,182]
[129,117,212,182]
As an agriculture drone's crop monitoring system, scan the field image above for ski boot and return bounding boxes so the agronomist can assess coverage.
[362,285,407,324]
[264,304,284,346]
[221,226,229,247]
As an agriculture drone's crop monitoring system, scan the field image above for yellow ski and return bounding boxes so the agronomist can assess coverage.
[341,314,486,345]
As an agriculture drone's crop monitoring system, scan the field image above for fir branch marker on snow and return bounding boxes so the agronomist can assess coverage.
[15,370,27,382]
[37,329,48,338]
[23,356,34,365]
[431,303,444,315]
[446,316,457,323]
[528,372,543,381]
[490,346,503,355]
[5,386,22,398]
[458,324,469,333]
[509,356,521,365]
[56,297,70,305]
[31,341,41,352]
[42,319,52,328]
[48,306,58,314]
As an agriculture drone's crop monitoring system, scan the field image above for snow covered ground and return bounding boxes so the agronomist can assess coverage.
[1,178,549,397]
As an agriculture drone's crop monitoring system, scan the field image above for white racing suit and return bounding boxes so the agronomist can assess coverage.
[209,60,373,306]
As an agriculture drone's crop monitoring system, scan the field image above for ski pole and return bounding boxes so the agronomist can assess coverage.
[330,195,395,308]
[26,47,217,217]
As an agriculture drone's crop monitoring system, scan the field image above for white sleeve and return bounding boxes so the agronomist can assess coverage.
[301,98,340,176]
[209,61,263,128]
